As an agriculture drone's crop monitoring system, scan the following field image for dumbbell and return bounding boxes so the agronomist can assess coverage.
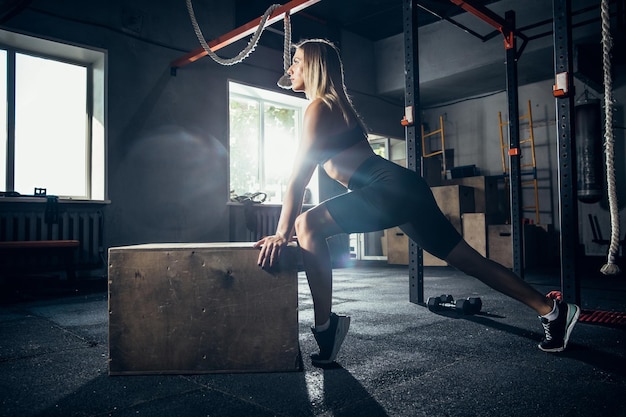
[427,295,482,315]
[427,294,455,312]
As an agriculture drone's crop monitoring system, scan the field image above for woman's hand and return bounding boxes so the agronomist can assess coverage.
[254,233,289,269]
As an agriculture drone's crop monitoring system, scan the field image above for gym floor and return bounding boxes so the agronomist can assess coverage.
[1,261,625,417]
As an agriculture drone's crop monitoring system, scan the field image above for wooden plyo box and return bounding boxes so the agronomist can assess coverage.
[430,184,475,232]
[446,176,507,225]
[385,185,475,266]
[487,224,538,269]
[108,242,301,375]
[462,213,487,257]
[386,227,408,265]
[424,184,475,266]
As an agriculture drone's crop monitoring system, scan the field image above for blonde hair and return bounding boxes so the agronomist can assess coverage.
[295,39,366,131]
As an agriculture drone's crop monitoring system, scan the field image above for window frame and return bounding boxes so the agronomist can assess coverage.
[228,81,311,204]
[0,28,107,201]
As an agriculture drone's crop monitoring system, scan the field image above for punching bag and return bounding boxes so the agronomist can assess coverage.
[575,100,603,203]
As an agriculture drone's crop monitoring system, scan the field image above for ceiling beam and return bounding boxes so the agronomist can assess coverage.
[171,0,321,70]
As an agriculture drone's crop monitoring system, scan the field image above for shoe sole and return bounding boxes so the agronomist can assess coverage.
[538,303,580,352]
[311,316,351,365]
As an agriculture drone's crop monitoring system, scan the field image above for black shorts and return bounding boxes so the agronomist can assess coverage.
[323,155,462,260]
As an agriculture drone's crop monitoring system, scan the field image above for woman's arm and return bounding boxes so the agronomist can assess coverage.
[255,99,331,268]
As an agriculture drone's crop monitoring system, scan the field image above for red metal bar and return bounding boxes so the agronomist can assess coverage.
[448,0,505,32]
[172,0,321,68]
[448,0,516,49]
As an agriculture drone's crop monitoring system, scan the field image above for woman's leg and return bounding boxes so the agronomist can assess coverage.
[399,222,553,316]
[444,239,553,316]
[294,205,345,327]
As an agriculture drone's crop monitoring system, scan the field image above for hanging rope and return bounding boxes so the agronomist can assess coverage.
[277,13,292,88]
[599,0,620,275]
[186,0,281,66]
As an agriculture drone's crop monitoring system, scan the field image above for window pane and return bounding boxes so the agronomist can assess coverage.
[263,103,297,203]
[14,53,87,197]
[370,141,387,158]
[229,97,260,196]
[0,50,6,190]
[229,82,313,204]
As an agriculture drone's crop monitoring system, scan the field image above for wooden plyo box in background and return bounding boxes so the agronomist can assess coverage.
[385,227,408,265]
[424,184,475,266]
[462,213,487,257]
[430,184,475,232]
[487,224,538,269]
[385,185,475,266]
[108,242,301,375]
[446,176,507,225]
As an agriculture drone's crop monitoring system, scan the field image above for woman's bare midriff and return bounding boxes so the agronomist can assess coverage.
[322,140,376,188]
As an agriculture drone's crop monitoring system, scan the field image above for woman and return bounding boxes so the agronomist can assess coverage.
[254,39,579,366]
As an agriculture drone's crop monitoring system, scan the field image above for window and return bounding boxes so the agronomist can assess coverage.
[0,29,106,200]
[229,81,315,204]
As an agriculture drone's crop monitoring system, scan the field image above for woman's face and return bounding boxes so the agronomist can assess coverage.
[288,48,305,92]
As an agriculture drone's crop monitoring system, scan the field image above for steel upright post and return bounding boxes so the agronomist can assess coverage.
[403,0,424,304]
[504,11,524,278]
[552,0,580,304]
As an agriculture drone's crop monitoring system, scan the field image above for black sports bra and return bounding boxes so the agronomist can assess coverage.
[317,125,368,163]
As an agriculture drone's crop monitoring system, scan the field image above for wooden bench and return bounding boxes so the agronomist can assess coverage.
[0,240,80,280]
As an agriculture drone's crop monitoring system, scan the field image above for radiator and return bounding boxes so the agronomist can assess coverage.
[0,209,104,269]
[245,205,282,241]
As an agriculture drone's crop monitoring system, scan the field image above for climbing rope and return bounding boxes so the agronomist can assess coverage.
[599,0,620,275]
[277,13,293,88]
[186,0,281,66]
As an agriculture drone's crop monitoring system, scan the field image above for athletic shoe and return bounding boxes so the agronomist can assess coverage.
[538,301,580,352]
[310,313,351,366]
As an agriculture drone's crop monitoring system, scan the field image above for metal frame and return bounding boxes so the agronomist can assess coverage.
[404,0,580,303]
[552,0,580,304]
[449,5,524,276]
[503,10,524,277]
[403,0,424,304]
[404,0,527,304]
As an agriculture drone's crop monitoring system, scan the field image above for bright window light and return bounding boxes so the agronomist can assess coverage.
[14,53,87,197]
[0,28,106,201]
[229,81,316,204]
